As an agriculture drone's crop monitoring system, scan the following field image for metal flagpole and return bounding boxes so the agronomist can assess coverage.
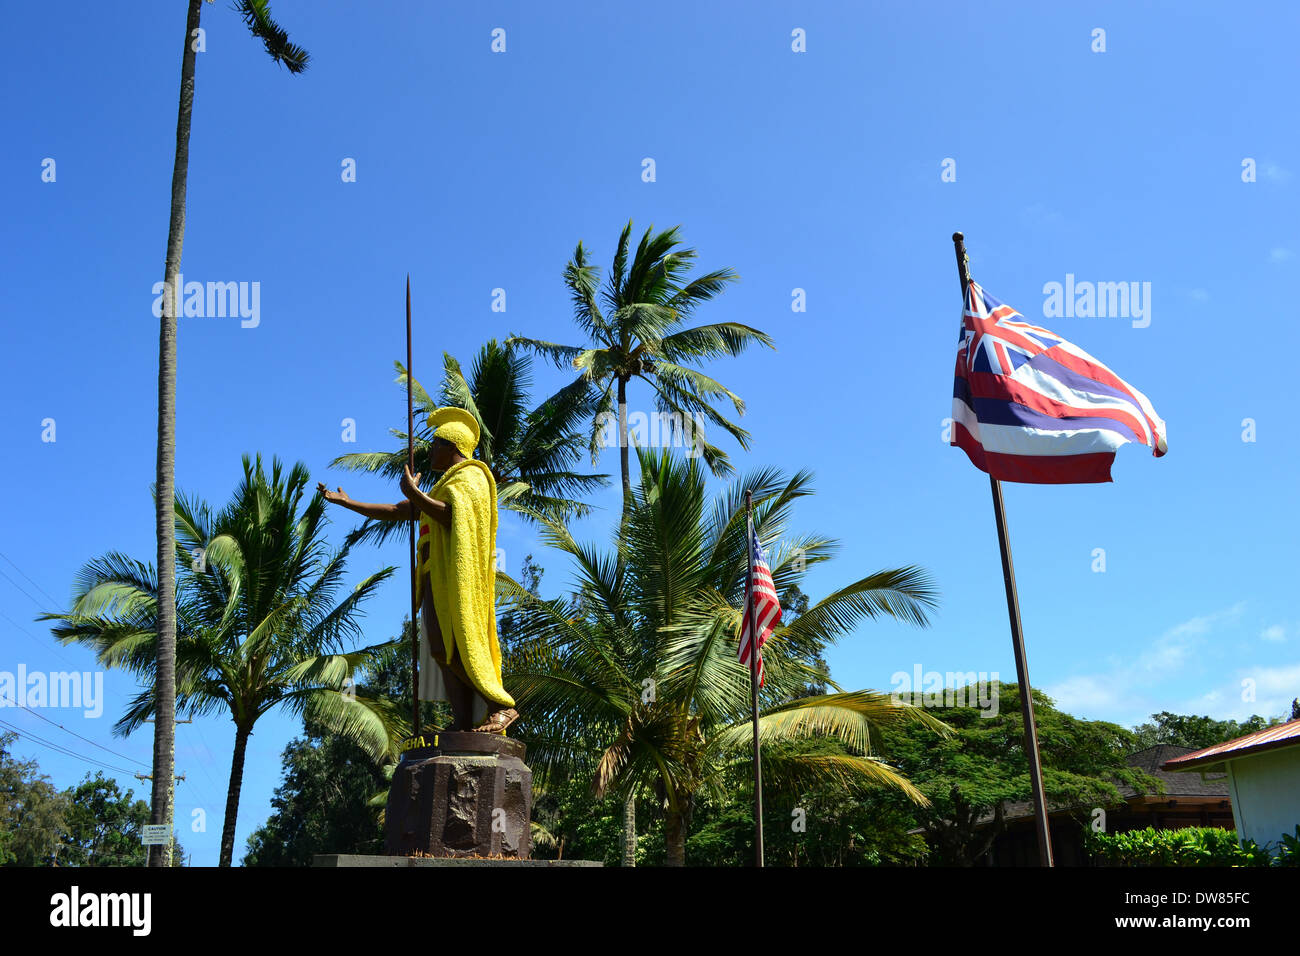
[406,276,421,740]
[951,232,1054,867]
[744,490,764,867]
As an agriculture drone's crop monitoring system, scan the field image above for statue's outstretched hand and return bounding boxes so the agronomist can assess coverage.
[401,464,423,500]
[317,482,349,506]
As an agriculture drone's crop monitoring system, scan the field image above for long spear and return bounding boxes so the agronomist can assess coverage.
[406,276,420,740]
[951,232,1053,866]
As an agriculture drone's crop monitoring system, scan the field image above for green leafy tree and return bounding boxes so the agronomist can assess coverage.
[0,732,68,866]
[243,723,388,866]
[878,684,1159,865]
[1131,711,1272,751]
[44,455,401,867]
[151,0,308,867]
[501,446,946,866]
[59,773,186,867]
[528,772,629,866]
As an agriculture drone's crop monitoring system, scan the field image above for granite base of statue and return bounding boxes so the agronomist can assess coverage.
[383,731,532,859]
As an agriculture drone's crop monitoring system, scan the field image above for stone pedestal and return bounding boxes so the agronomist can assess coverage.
[383,731,532,859]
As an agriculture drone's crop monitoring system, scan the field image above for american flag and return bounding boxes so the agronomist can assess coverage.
[739,518,782,687]
[952,280,1167,484]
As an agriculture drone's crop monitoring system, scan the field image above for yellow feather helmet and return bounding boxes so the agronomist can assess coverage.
[427,406,479,459]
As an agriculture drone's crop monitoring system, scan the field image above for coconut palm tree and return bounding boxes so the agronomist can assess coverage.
[329,340,607,547]
[152,0,308,867]
[501,446,949,865]
[45,455,401,867]
[508,221,775,863]
[508,221,774,499]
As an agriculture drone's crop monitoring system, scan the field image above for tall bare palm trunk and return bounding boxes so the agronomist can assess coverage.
[219,726,252,867]
[616,375,637,866]
[617,376,631,513]
[621,793,636,866]
[150,0,202,868]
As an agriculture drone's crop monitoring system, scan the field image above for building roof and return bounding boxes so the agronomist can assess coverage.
[972,745,1229,828]
[1163,719,1300,773]
[1125,745,1233,796]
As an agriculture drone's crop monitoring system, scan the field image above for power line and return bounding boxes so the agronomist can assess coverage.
[185,719,229,812]
[0,717,138,777]
[0,549,83,666]
[0,550,61,606]
[0,694,149,770]
[6,688,226,823]
[1,610,79,667]
[0,564,48,610]
[0,717,132,774]
[0,550,220,859]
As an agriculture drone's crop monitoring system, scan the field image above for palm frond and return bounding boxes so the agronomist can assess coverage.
[505,335,585,370]
[726,691,948,751]
[749,751,932,807]
[232,0,310,73]
[776,566,940,643]
[657,321,774,363]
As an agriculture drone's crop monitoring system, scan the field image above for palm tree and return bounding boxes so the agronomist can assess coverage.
[329,340,607,547]
[45,455,401,867]
[508,220,774,500]
[508,220,775,863]
[152,0,308,866]
[501,446,949,865]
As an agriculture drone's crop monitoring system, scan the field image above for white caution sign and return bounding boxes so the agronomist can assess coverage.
[141,824,171,845]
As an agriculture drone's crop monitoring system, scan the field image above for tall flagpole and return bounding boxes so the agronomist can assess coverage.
[951,233,1054,867]
[744,490,764,867]
[406,276,421,740]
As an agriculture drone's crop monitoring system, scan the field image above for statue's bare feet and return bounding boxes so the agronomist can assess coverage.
[473,708,519,735]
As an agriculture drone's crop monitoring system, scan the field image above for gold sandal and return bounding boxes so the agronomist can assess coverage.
[473,708,519,735]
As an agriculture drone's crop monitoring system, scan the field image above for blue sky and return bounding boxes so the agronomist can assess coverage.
[2,1,1296,866]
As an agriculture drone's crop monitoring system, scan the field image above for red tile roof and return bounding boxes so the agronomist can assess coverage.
[1163,719,1300,772]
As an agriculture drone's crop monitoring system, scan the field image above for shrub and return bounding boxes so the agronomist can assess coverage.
[1275,825,1300,867]
[1084,826,1274,867]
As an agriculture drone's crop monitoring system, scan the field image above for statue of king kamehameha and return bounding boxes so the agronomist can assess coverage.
[319,406,518,735]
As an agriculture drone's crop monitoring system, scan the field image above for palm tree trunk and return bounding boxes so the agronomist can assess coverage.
[617,376,631,511]
[664,807,687,867]
[621,793,636,866]
[219,725,252,867]
[615,375,638,867]
[149,0,202,868]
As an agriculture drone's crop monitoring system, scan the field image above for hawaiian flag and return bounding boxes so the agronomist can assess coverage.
[952,280,1167,484]
[739,518,782,687]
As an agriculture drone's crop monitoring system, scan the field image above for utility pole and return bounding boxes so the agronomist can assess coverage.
[144,716,190,866]
[134,771,186,866]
